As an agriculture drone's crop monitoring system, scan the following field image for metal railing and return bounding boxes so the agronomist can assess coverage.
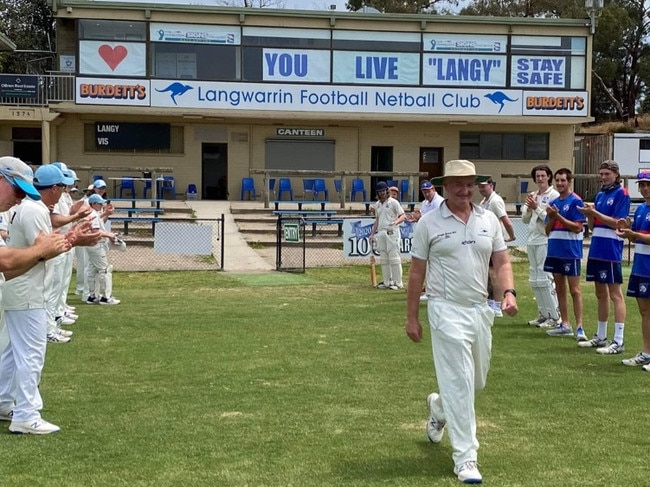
[0,73,74,106]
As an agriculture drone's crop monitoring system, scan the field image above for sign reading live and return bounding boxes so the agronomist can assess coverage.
[94,122,170,150]
[76,78,150,106]
[0,75,38,98]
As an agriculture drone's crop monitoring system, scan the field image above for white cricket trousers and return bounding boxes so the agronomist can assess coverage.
[86,243,110,298]
[427,298,493,467]
[376,229,402,286]
[75,246,87,295]
[0,309,47,422]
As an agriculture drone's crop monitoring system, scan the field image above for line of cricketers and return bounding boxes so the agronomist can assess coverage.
[0,157,123,435]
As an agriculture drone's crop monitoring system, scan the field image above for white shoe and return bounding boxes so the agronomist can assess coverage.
[56,315,76,326]
[419,294,428,302]
[99,297,121,305]
[9,418,60,435]
[454,460,482,484]
[426,393,446,443]
[0,409,13,421]
[65,312,79,320]
[47,332,71,344]
[55,327,73,338]
[66,305,76,312]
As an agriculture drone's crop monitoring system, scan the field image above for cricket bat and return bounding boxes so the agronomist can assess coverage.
[370,255,377,287]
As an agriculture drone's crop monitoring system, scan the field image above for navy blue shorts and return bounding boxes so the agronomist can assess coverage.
[627,275,650,298]
[586,259,623,284]
[544,257,581,277]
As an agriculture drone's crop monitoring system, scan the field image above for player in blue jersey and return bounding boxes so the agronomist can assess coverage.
[616,173,650,369]
[544,168,585,337]
[577,161,630,354]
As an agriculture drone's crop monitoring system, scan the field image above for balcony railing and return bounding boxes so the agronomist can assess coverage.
[0,73,75,106]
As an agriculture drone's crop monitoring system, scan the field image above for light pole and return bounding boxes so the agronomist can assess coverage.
[585,0,604,35]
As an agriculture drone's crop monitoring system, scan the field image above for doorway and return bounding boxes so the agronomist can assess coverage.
[12,127,42,165]
[419,147,444,195]
[370,146,393,198]
[202,143,228,200]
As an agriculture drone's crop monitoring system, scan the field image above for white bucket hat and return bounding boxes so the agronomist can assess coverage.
[431,159,490,185]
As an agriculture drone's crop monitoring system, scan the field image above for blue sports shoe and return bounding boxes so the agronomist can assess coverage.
[546,323,574,337]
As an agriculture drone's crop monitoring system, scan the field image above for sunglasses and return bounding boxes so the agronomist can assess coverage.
[0,172,27,199]
[637,172,650,180]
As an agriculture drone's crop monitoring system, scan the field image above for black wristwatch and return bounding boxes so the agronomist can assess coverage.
[503,288,517,298]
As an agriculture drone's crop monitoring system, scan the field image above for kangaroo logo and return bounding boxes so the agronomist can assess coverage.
[156,82,193,106]
[484,91,518,113]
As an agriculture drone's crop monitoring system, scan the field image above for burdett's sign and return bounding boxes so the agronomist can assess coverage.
[76,78,151,106]
[522,91,588,116]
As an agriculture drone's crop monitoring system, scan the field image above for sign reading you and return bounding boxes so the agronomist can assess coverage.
[95,122,170,150]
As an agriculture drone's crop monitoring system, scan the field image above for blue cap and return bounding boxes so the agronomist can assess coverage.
[88,194,107,205]
[420,181,433,190]
[376,181,389,191]
[51,161,68,172]
[93,179,107,188]
[34,164,74,187]
[0,156,41,201]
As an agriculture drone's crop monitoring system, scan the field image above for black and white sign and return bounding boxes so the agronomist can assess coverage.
[0,75,38,98]
[95,122,170,150]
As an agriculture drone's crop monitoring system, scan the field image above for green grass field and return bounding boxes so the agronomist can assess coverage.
[3,263,650,486]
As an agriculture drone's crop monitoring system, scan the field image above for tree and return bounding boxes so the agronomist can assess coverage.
[0,0,55,73]
[345,0,450,14]
[215,0,286,6]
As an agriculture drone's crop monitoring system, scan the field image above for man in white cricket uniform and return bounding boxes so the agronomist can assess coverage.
[369,181,406,290]
[406,160,518,484]
[521,164,561,327]
[0,164,76,434]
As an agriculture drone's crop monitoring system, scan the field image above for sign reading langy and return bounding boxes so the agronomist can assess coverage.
[422,54,506,87]
[511,56,565,88]
[263,49,330,82]
[333,51,420,85]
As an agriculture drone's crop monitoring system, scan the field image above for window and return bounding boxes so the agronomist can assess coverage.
[79,20,146,41]
[460,132,549,160]
[151,44,239,80]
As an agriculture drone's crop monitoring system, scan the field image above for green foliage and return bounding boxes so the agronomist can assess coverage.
[0,0,55,73]
[4,264,650,486]
[345,0,448,14]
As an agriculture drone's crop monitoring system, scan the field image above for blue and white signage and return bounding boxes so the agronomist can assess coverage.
[423,34,508,54]
[333,51,420,85]
[150,79,523,116]
[422,54,506,87]
[150,23,240,45]
[263,49,330,82]
[511,56,566,88]
[343,218,414,260]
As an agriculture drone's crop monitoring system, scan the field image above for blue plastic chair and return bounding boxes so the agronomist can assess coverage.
[186,183,198,200]
[302,178,315,199]
[313,179,329,200]
[350,178,367,202]
[278,178,293,201]
[386,180,398,189]
[119,176,135,198]
[241,177,256,200]
[520,181,529,194]
[268,178,276,198]
[159,176,176,199]
[142,179,152,198]
[400,180,409,200]
[334,179,343,201]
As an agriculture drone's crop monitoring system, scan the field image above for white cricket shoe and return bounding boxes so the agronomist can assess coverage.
[9,419,60,435]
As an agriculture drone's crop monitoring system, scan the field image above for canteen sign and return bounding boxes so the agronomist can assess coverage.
[343,218,414,260]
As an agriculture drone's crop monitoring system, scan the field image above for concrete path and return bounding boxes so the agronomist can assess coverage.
[185,201,274,273]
